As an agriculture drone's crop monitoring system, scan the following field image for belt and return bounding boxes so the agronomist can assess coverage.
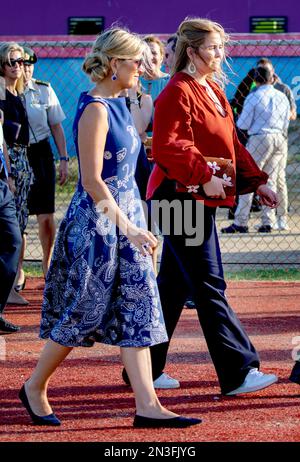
[30,137,50,146]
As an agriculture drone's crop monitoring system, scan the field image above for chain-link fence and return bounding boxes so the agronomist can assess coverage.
[13,39,300,268]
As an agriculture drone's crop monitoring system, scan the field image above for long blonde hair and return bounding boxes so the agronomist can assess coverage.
[83,27,151,83]
[0,42,25,94]
[173,17,230,84]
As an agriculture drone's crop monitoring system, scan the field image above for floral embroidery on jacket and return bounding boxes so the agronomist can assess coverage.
[207,161,221,175]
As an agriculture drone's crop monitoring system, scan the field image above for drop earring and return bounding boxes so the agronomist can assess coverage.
[111,73,117,81]
[188,62,196,74]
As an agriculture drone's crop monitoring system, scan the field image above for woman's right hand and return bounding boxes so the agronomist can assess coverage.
[203,175,232,199]
[126,223,158,256]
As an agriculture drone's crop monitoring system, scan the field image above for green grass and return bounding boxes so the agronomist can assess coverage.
[23,262,300,281]
[23,262,44,277]
[225,268,300,280]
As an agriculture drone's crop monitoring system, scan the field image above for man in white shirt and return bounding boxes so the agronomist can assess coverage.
[222,66,290,233]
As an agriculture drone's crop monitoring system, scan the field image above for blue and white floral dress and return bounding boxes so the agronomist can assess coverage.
[40,93,168,348]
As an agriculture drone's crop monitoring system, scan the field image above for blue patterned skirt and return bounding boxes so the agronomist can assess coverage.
[8,145,33,234]
[40,188,168,348]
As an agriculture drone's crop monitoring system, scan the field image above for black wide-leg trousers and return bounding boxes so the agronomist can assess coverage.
[149,188,260,394]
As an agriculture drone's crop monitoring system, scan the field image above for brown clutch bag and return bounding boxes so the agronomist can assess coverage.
[143,136,154,162]
[176,156,236,197]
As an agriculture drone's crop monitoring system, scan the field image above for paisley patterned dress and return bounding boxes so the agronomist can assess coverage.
[40,93,168,348]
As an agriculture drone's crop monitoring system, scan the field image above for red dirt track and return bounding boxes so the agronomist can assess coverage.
[0,278,299,442]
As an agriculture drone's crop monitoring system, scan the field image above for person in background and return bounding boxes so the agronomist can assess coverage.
[258,58,297,231]
[164,35,177,73]
[221,66,290,234]
[0,81,23,332]
[229,57,297,224]
[21,47,68,279]
[18,28,201,429]
[0,42,32,306]
[140,17,279,395]
[124,79,153,202]
[141,35,170,104]
[137,37,170,277]
[258,58,297,120]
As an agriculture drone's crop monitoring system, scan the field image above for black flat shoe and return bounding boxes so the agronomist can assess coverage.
[0,316,20,333]
[289,361,300,384]
[19,384,61,426]
[133,414,202,428]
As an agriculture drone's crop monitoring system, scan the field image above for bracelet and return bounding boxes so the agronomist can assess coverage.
[60,156,69,162]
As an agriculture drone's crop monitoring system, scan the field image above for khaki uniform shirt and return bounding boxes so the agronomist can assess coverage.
[24,79,65,145]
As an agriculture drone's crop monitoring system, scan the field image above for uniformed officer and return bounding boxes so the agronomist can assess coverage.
[22,47,69,278]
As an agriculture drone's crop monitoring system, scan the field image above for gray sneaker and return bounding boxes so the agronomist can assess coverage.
[226,368,278,395]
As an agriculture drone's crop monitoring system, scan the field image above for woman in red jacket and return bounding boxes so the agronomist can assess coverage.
[144,18,279,395]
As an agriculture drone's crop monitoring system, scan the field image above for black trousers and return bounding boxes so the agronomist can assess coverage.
[149,182,260,394]
[0,179,22,313]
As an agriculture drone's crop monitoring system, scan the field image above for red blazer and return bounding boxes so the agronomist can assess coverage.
[146,72,268,207]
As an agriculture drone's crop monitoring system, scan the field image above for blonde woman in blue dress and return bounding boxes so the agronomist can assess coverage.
[18,28,201,429]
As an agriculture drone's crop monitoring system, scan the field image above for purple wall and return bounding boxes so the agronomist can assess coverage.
[2,0,300,35]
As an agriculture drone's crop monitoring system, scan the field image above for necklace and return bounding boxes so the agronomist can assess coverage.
[204,83,226,116]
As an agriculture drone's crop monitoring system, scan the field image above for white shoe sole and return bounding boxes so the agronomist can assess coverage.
[153,380,180,389]
[226,375,278,395]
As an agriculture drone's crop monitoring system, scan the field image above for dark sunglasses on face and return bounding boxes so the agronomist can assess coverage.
[5,58,25,67]
[119,58,143,67]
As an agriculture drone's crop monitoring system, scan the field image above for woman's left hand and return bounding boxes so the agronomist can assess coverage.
[256,184,279,208]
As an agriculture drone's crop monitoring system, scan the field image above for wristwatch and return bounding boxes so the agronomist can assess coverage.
[8,172,16,179]
[129,99,139,105]
[60,156,69,161]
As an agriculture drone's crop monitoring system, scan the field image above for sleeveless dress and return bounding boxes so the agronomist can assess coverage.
[40,93,168,348]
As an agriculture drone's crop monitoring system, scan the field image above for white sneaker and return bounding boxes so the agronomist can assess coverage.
[226,368,278,395]
[153,373,180,389]
[273,217,289,231]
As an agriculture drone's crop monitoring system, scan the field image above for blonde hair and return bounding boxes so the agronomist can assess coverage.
[0,42,25,93]
[173,17,230,84]
[83,27,148,83]
[143,35,165,58]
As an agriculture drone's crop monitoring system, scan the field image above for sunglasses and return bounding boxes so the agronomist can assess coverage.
[5,58,24,67]
[118,58,143,67]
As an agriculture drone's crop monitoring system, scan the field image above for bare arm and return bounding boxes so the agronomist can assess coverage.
[130,94,153,136]
[78,102,157,255]
[50,123,68,185]
[127,86,153,135]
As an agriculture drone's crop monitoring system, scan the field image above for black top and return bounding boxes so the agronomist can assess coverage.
[0,90,29,147]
